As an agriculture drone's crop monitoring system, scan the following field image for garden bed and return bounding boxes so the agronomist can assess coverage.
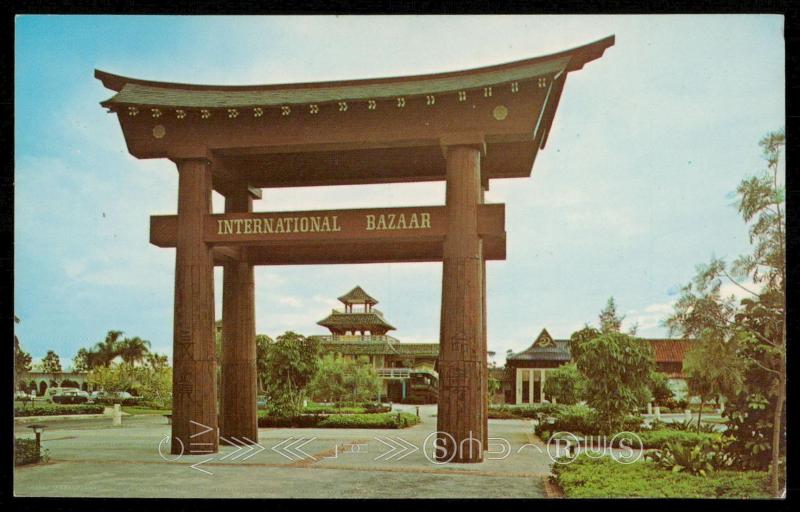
[14,403,105,417]
[552,454,770,498]
[257,411,419,429]
[540,429,721,449]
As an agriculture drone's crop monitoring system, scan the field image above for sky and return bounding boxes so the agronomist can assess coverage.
[14,15,784,369]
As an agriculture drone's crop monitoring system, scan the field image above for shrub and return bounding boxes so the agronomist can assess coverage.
[137,398,172,410]
[92,397,141,406]
[646,439,733,475]
[15,404,105,417]
[318,412,420,429]
[489,403,566,420]
[51,395,89,405]
[257,411,419,429]
[303,403,391,415]
[552,454,769,498]
[546,404,598,433]
[634,430,721,449]
[258,414,323,428]
[15,438,42,466]
[543,363,586,404]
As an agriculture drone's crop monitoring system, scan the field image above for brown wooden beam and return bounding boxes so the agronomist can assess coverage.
[220,189,258,444]
[150,204,505,248]
[437,145,485,463]
[171,158,218,455]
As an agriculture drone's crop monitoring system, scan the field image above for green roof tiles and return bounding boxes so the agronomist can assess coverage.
[99,56,569,109]
[317,311,396,331]
[338,286,378,305]
[319,341,439,357]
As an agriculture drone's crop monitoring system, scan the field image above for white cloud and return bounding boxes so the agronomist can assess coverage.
[277,296,303,308]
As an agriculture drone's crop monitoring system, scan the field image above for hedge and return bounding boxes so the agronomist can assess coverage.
[489,403,566,419]
[318,412,419,429]
[92,397,141,406]
[541,429,721,449]
[258,412,420,429]
[552,454,769,498]
[15,404,105,417]
[15,438,42,466]
[622,429,721,449]
[303,404,391,415]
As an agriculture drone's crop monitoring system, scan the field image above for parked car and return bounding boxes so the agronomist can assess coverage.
[49,387,90,404]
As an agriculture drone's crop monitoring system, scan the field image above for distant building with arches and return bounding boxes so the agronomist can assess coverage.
[18,371,96,396]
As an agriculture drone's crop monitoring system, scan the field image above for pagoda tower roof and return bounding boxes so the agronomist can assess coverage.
[338,285,378,305]
[317,309,396,332]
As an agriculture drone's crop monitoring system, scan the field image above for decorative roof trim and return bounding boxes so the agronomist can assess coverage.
[96,36,614,109]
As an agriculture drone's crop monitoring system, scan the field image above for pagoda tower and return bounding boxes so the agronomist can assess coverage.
[317,286,395,338]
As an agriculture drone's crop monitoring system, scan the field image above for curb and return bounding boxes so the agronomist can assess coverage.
[14,412,130,423]
[542,476,564,498]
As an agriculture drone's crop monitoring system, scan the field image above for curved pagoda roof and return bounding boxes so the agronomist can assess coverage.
[338,286,378,305]
[96,36,614,190]
[96,36,613,109]
[317,310,396,332]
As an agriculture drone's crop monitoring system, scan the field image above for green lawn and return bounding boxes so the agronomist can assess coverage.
[122,406,171,416]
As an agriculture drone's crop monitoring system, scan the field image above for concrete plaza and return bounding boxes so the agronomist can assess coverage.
[14,404,553,498]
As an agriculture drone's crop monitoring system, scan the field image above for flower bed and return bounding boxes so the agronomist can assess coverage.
[15,404,105,417]
[257,411,419,429]
[552,454,769,498]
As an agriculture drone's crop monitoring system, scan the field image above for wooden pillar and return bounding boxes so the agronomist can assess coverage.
[220,189,258,444]
[528,369,535,404]
[540,369,546,403]
[171,158,218,455]
[515,368,523,405]
[437,145,484,463]
[480,185,489,448]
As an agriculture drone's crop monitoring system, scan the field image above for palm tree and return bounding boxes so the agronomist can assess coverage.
[94,330,125,366]
[145,352,169,369]
[118,337,151,365]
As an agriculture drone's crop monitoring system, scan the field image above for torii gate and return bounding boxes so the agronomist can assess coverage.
[97,35,613,463]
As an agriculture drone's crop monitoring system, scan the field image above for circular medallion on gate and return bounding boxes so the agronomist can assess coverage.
[152,124,166,139]
[492,105,508,121]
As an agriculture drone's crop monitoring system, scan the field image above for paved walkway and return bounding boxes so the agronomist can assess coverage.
[14,404,552,498]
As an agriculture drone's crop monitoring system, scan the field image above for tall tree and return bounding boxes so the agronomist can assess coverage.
[666,128,785,495]
[41,350,62,373]
[14,316,32,391]
[598,297,624,334]
[145,352,169,370]
[118,336,151,364]
[262,332,320,417]
[574,332,654,433]
[94,330,125,367]
[682,329,746,430]
[255,334,273,393]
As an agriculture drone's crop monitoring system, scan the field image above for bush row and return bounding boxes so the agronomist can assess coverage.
[489,403,565,419]
[15,438,42,466]
[92,397,142,406]
[541,429,721,449]
[303,403,391,415]
[551,454,769,498]
[257,412,420,429]
[14,404,106,417]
